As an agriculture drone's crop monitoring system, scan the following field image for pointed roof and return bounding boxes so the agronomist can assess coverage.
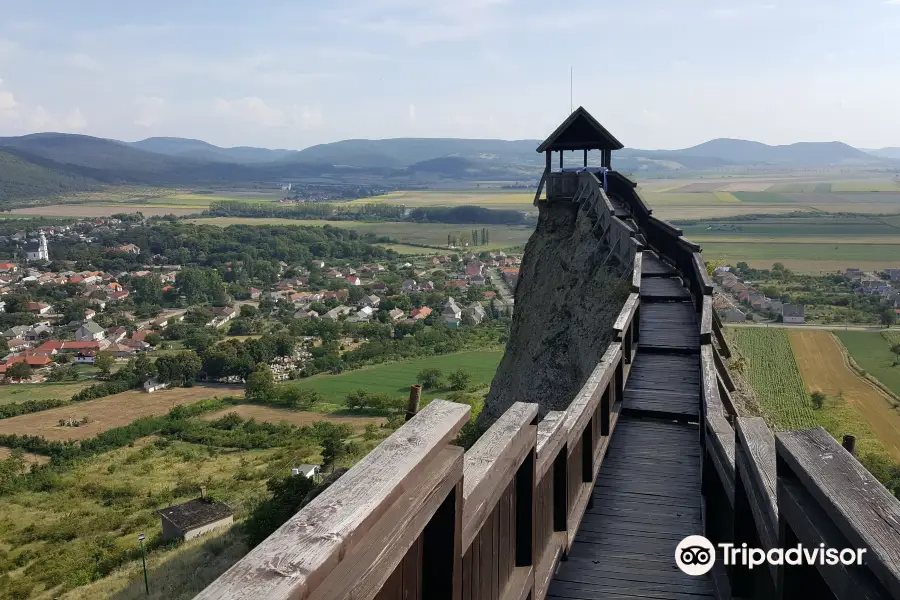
[536,106,624,152]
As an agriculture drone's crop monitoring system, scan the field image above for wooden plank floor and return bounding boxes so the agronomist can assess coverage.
[639,302,700,354]
[548,417,713,600]
[641,252,677,277]
[640,278,691,301]
[623,354,700,421]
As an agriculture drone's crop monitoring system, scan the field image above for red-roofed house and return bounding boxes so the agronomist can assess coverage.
[26,302,51,315]
[0,263,17,273]
[346,275,361,286]
[410,307,432,320]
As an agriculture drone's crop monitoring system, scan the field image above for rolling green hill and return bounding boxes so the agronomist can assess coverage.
[0,149,101,202]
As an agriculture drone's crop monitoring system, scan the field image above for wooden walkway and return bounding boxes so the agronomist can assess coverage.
[548,251,711,599]
[547,418,713,599]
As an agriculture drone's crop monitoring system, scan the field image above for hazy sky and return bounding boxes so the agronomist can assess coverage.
[1,0,898,150]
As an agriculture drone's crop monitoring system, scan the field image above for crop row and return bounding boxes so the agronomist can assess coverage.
[731,329,816,430]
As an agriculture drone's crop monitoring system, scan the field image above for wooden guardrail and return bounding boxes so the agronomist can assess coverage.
[196,253,644,600]
[631,191,900,599]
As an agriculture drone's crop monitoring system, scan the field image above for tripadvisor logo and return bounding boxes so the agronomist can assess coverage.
[675,536,867,576]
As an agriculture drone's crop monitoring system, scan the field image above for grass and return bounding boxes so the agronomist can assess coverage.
[285,350,504,408]
[0,385,242,441]
[200,405,387,430]
[835,331,900,399]
[790,331,900,461]
[831,180,900,192]
[697,241,900,273]
[730,329,815,430]
[347,190,534,211]
[0,382,91,406]
[188,218,535,250]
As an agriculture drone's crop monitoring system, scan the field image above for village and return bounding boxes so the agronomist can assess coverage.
[0,220,522,387]
[712,262,900,326]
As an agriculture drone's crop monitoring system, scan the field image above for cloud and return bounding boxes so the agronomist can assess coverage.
[65,53,101,72]
[291,106,325,130]
[213,97,286,127]
[0,90,18,116]
[884,0,900,4]
[408,103,417,122]
[63,108,88,131]
[134,96,165,127]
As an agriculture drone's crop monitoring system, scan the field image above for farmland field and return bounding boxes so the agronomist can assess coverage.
[189,217,535,250]
[285,350,504,406]
[0,385,242,441]
[200,404,386,430]
[789,331,900,461]
[696,241,900,273]
[349,190,534,212]
[0,381,91,406]
[729,329,815,430]
[835,331,900,399]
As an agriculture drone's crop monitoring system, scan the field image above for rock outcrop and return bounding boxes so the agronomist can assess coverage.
[480,201,630,424]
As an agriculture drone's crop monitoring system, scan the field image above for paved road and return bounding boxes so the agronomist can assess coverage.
[724,322,891,332]
[487,268,515,313]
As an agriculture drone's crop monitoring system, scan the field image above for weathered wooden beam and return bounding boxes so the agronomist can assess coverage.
[306,447,463,600]
[631,251,643,292]
[194,400,470,600]
[701,344,725,417]
[536,410,566,480]
[776,428,900,598]
[462,402,538,551]
[693,252,714,294]
[700,295,713,344]
[612,293,639,337]
[706,414,736,506]
[736,417,778,550]
[533,170,548,205]
[563,342,622,450]
[713,344,737,392]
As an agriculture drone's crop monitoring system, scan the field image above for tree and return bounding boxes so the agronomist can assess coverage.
[5,362,32,381]
[145,333,162,347]
[133,354,156,380]
[95,352,115,377]
[321,437,347,472]
[881,308,897,327]
[448,369,472,391]
[278,386,322,409]
[892,343,900,366]
[417,368,444,390]
[810,390,826,410]
[246,363,276,403]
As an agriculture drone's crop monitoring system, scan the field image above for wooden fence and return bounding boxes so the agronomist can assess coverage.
[608,171,900,600]
[195,253,644,600]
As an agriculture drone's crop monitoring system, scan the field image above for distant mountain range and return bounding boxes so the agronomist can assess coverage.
[0,132,897,201]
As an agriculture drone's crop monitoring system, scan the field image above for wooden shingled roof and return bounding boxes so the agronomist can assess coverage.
[536,106,624,152]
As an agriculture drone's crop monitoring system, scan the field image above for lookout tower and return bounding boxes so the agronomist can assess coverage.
[534,106,624,204]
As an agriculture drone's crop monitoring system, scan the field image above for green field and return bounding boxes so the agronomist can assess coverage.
[286,350,504,406]
[189,217,535,250]
[0,381,91,406]
[835,331,900,398]
[730,329,816,430]
[348,190,534,212]
[698,241,900,272]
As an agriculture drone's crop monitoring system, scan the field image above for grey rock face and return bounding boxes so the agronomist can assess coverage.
[480,202,630,424]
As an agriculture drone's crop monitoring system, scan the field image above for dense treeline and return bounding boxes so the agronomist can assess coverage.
[205,200,528,225]
[207,200,405,220]
[29,221,395,272]
[0,398,69,420]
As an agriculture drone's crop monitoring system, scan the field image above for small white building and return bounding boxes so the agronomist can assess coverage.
[291,464,321,479]
[75,321,106,342]
[143,379,170,393]
[782,304,806,324]
[158,497,234,542]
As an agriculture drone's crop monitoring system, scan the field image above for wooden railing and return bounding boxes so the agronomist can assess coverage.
[196,253,644,600]
[612,173,900,599]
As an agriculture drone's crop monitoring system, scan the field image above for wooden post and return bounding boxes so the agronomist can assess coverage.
[583,149,587,167]
[545,151,551,172]
[406,384,422,422]
[559,150,563,169]
[842,434,856,455]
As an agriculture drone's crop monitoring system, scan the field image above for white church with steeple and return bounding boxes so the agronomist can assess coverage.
[26,233,49,262]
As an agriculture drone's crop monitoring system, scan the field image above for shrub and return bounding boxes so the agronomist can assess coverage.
[416,368,444,389]
[810,390,826,410]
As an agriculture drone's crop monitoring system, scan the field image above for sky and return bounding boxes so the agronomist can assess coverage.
[0,0,899,150]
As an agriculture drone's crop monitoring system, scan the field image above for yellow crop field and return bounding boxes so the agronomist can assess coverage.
[713,191,740,203]
[789,330,900,461]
